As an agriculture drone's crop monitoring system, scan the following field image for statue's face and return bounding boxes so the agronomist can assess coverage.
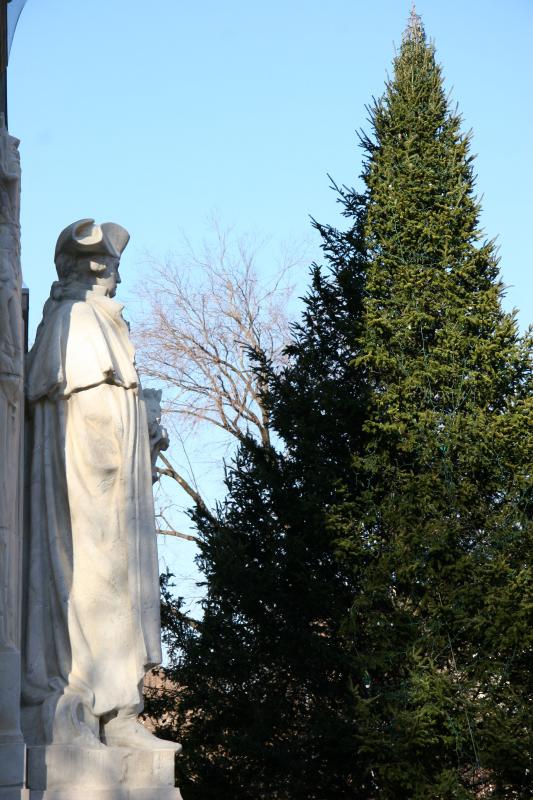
[89,256,121,297]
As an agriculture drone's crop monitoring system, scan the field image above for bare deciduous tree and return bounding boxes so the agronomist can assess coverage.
[132,223,302,524]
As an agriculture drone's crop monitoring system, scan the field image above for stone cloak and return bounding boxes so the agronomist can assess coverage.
[22,285,162,744]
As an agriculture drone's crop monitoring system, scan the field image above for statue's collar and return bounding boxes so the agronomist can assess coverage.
[52,281,124,313]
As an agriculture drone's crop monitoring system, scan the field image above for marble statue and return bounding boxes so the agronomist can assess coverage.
[0,116,26,798]
[21,218,181,757]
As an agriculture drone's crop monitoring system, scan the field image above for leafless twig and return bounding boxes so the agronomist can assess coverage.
[133,222,302,511]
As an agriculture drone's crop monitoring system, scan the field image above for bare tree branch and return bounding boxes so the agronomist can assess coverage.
[131,223,306,539]
[133,224,300,453]
[175,612,200,630]
[157,452,218,525]
[157,529,201,545]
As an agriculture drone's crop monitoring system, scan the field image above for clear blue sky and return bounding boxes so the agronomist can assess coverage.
[8,0,532,608]
[9,0,533,333]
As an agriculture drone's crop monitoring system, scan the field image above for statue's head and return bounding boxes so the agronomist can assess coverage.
[54,218,130,298]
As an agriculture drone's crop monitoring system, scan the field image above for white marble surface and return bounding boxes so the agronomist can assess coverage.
[22,221,181,766]
[0,117,25,798]
[28,790,180,800]
[27,743,182,798]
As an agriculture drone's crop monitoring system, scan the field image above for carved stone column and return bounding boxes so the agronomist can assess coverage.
[0,117,25,799]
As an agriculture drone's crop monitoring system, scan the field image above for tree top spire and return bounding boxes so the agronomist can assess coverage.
[403,3,425,43]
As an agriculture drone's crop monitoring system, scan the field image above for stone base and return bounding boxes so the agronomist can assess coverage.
[26,745,182,800]
[0,740,26,800]
[28,792,180,800]
[0,789,29,800]
[0,647,26,798]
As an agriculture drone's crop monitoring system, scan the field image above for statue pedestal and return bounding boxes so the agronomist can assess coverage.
[0,741,25,800]
[26,745,182,800]
[0,647,25,800]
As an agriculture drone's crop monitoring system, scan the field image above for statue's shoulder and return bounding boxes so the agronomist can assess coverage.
[27,294,137,403]
[39,295,117,339]
[67,295,103,328]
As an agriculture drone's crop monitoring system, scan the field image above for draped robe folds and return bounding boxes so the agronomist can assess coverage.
[22,285,162,744]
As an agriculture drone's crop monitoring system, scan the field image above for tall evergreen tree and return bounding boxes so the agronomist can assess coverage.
[335,10,533,798]
[152,211,370,800]
[151,11,532,799]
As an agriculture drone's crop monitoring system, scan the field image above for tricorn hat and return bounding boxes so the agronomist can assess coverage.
[54,218,130,262]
